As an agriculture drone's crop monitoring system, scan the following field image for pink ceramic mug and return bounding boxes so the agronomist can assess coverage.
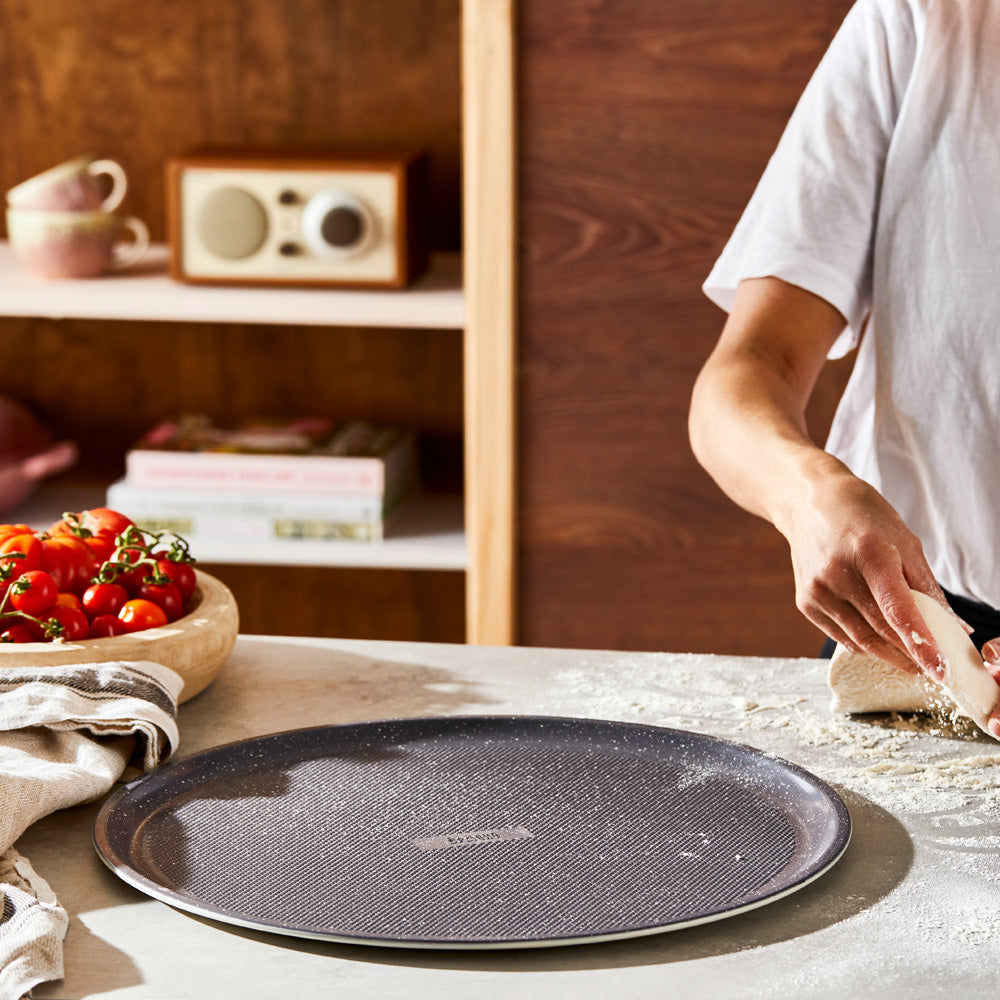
[6,207,150,278]
[6,156,128,212]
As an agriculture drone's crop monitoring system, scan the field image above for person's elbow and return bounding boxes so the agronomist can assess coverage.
[687,349,730,473]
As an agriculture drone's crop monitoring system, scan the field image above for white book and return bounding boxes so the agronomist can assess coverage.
[106,479,391,543]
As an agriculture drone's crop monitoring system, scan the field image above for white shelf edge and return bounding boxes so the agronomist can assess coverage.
[14,484,467,572]
[0,243,465,330]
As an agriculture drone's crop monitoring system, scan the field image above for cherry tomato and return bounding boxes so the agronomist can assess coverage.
[88,613,129,638]
[137,580,185,622]
[117,599,168,633]
[43,605,91,641]
[9,570,58,616]
[55,592,83,613]
[102,546,150,596]
[0,523,34,542]
[1,622,40,643]
[38,535,100,595]
[82,582,129,619]
[0,532,43,576]
[49,507,135,562]
[153,559,197,604]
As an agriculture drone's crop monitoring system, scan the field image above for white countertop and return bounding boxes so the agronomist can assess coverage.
[17,636,1000,999]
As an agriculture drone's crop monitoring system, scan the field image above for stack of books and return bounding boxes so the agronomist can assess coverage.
[107,415,418,544]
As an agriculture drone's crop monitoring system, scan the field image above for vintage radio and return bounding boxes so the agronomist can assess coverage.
[166,149,430,289]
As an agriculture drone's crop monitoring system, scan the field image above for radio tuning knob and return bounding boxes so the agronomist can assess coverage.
[321,206,363,248]
[301,190,376,259]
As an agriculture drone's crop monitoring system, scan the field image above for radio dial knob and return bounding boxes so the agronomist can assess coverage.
[301,190,376,259]
[320,206,364,248]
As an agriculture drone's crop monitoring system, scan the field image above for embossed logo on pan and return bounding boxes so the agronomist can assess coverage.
[411,826,534,851]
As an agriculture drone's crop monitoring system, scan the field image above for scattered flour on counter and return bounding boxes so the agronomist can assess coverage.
[738,705,1000,816]
[853,754,1000,786]
[550,651,1000,819]
[545,650,1000,969]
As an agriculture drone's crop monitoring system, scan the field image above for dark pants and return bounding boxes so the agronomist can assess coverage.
[818,589,1000,658]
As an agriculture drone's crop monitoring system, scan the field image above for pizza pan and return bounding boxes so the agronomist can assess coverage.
[93,715,851,949]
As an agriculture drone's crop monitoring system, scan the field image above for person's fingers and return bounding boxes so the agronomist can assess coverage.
[804,597,921,674]
[977,643,1000,740]
[981,639,1000,684]
[902,563,974,634]
[802,555,934,673]
[860,563,945,679]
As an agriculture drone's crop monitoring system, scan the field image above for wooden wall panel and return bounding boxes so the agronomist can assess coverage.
[0,0,463,643]
[0,0,461,248]
[517,0,857,656]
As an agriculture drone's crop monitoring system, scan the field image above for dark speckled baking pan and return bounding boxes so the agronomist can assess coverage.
[93,715,851,949]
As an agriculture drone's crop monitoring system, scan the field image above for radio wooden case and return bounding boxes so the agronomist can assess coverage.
[166,149,430,289]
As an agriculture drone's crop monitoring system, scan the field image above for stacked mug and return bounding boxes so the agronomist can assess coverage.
[5,156,149,278]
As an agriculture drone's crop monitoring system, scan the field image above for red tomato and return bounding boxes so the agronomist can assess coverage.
[0,532,43,576]
[0,523,34,541]
[55,592,83,612]
[117,599,168,633]
[0,622,40,643]
[137,580,185,622]
[88,613,129,638]
[153,559,197,604]
[43,605,91,641]
[38,535,100,595]
[101,546,150,595]
[49,507,135,562]
[116,565,150,597]
[9,570,58,616]
[82,582,129,619]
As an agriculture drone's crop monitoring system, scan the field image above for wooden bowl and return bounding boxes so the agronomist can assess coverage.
[0,569,239,703]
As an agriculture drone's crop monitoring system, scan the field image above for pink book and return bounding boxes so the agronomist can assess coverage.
[123,416,417,497]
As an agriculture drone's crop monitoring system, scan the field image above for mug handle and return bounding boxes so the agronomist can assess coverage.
[88,158,128,213]
[110,216,150,271]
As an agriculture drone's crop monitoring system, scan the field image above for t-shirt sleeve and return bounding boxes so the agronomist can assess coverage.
[703,0,917,359]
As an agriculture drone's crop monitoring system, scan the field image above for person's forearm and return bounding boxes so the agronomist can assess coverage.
[689,278,946,678]
[688,345,849,536]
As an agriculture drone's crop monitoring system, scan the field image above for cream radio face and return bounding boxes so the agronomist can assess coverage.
[177,167,397,283]
[168,150,430,288]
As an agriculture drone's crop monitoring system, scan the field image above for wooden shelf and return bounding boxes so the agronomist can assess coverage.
[0,240,469,573]
[0,0,515,645]
[13,483,466,571]
[0,243,465,330]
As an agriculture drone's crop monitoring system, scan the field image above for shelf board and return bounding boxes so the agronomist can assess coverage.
[14,483,467,572]
[0,243,465,329]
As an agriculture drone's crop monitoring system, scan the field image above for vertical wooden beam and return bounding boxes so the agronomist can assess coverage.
[462,0,517,644]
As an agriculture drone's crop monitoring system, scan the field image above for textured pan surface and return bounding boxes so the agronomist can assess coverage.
[94,715,851,948]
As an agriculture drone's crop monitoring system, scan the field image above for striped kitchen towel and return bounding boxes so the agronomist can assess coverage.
[0,661,182,1000]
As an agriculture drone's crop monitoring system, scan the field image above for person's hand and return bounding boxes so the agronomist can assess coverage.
[687,275,959,685]
[775,462,948,679]
[977,642,1000,739]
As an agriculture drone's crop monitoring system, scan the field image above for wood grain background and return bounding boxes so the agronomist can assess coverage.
[0,0,464,641]
[516,0,857,655]
[1,0,862,653]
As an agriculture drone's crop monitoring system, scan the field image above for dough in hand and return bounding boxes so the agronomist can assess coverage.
[828,590,1000,739]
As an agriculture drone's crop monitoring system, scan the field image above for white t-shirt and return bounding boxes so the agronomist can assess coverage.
[704,0,1000,609]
